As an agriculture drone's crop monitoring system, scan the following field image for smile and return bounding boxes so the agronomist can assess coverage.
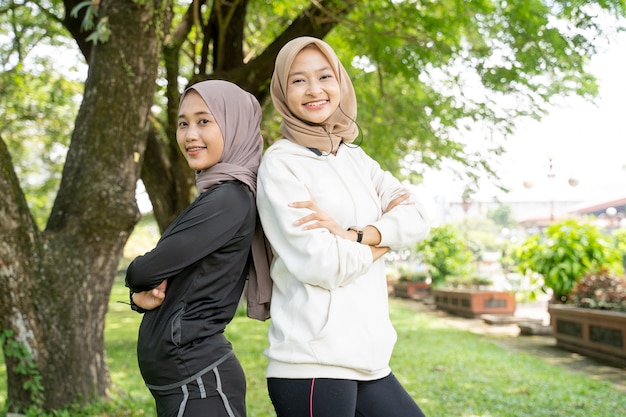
[305,100,328,108]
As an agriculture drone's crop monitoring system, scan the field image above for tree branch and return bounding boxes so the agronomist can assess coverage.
[0,135,38,238]
[221,0,360,100]
[61,0,93,61]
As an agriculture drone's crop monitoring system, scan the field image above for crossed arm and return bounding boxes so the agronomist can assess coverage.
[290,192,411,262]
[132,192,410,311]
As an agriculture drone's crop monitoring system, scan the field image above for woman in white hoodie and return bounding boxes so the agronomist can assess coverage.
[257,37,430,417]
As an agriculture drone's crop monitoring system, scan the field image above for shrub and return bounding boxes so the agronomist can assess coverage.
[569,269,626,312]
[514,219,622,302]
[415,224,472,287]
[398,270,429,282]
[612,228,626,269]
[445,275,493,289]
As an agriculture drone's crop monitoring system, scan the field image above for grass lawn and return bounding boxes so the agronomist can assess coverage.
[1,277,625,416]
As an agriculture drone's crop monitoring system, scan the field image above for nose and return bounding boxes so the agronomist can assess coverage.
[184,123,200,141]
[306,80,322,96]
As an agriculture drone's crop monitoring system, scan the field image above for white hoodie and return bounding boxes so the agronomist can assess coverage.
[257,139,430,380]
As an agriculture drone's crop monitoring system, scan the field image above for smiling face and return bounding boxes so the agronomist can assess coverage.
[286,46,341,125]
[176,90,225,171]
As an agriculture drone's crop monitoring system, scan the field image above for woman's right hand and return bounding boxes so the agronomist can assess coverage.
[290,198,349,238]
[132,280,168,310]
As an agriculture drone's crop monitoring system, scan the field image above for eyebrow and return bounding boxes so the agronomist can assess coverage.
[288,66,333,78]
[178,111,212,119]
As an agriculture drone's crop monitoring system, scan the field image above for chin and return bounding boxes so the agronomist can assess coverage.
[305,114,331,124]
[187,163,205,171]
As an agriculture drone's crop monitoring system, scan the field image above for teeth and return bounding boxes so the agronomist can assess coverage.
[188,147,204,152]
[306,100,326,107]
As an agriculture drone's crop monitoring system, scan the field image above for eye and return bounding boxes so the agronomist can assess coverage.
[290,78,305,84]
[320,73,334,81]
[199,118,211,125]
[177,120,188,128]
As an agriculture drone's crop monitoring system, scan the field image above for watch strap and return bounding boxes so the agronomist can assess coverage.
[348,226,364,243]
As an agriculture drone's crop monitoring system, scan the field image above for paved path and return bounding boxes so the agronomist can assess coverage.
[394,297,626,393]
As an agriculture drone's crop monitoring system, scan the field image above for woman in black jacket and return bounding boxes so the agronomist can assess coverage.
[126,80,267,417]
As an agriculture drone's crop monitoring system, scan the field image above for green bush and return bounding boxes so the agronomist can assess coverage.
[514,219,622,302]
[445,275,493,288]
[612,228,626,269]
[397,267,429,282]
[415,224,472,287]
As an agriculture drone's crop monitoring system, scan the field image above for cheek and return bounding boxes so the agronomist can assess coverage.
[287,98,299,113]
[286,88,302,107]
[210,131,225,159]
[213,139,225,158]
[286,93,295,105]
[330,85,341,101]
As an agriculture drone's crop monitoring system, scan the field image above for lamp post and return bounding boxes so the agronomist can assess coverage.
[523,156,578,221]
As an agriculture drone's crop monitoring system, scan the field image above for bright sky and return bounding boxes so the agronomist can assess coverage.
[421,31,626,208]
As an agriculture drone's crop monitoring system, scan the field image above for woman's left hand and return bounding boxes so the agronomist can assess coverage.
[383,192,412,214]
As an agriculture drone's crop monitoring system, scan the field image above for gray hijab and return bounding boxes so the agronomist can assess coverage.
[182,80,263,195]
[180,80,272,321]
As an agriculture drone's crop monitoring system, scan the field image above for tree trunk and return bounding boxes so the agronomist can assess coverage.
[0,0,173,412]
[0,134,46,410]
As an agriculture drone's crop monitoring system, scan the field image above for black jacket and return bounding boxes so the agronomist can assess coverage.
[126,181,256,386]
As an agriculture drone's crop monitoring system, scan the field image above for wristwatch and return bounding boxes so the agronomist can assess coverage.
[348,226,364,243]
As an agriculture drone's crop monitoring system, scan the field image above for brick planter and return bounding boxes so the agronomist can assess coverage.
[392,281,431,300]
[548,304,626,366]
[432,288,516,318]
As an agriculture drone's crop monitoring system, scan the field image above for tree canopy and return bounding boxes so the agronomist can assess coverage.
[1,0,625,413]
[4,0,625,228]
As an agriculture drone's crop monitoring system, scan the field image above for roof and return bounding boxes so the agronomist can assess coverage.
[568,196,626,215]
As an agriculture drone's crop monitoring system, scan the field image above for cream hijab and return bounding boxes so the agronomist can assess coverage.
[270,37,358,153]
[180,80,272,321]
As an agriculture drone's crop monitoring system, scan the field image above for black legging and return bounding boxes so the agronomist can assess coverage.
[267,373,426,417]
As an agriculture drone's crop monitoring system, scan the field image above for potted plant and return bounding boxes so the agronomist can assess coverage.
[514,219,622,303]
[433,274,516,318]
[570,268,626,312]
[392,268,431,300]
[549,268,626,366]
[416,225,517,317]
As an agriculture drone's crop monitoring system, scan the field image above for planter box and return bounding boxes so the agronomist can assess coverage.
[432,288,516,318]
[392,281,431,300]
[548,304,626,366]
